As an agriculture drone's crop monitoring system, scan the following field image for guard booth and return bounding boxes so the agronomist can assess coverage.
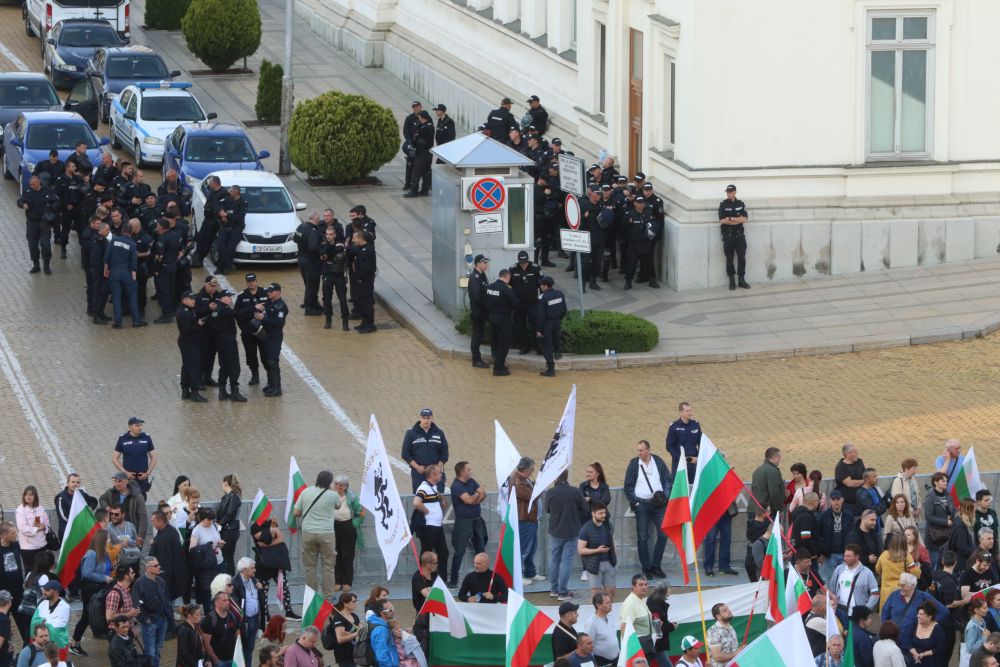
[429,133,537,319]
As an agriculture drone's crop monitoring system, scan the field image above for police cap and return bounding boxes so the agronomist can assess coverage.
[527,95,540,103]
[265,282,281,292]
[616,176,628,183]
[642,183,654,190]
[601,185,611,191]
[245,272,257,282]
[500,97,513,105]
[551,138,562,145]
[181,291,196,300]
[540,276,555,287]
[410,101,421,108]
[517,250,529,261]
[432,103,446,112]
[725,184,737,192]
[634,196,646,203]
[634,172,646,180]
[473,254,490,265]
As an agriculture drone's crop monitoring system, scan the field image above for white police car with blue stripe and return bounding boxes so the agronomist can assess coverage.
[109,81,216,167]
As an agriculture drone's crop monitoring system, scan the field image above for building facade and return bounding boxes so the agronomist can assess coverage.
[299,0,1000,290]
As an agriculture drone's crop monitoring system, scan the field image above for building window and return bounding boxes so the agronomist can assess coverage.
[597,22,606,114]
[570,0,577,51]
[505,184,532,248]
[866,11,934,159]
[662,56,675,149]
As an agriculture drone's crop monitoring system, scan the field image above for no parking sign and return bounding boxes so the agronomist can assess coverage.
[469,178,506,212]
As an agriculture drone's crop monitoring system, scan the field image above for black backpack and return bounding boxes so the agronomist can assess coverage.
[89,586,113,638]
[352,620,377,667]
[321,617,338,651]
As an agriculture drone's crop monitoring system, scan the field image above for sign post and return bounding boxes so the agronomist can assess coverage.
[557,154,586,197]
[562,194,586,317]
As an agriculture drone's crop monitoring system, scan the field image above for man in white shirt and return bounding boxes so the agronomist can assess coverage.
[414,465,449,572]
[583,593,617,666]
[706,604,742,667]
[33,581,70,643]
[623,441,670,579]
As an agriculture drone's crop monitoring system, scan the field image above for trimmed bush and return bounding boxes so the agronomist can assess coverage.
[255,60,283,123]
[144,0,191,29]
[181,0,261,73]
[289,91,398,183]
[561,310,659,354]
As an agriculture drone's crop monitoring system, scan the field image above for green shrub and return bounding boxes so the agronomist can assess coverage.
[561,310,658,354]
[289,91,399,183]
[144,0,191,29]
[181,0,261,73]
[255,60,283,123]
[454,309,492,342]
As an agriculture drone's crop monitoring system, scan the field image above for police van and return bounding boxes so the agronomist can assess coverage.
[24,0,130,48]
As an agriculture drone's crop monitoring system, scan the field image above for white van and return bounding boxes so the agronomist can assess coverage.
[24,0,130,46]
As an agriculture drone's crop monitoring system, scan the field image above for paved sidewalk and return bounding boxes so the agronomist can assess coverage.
[136,0,1000,369]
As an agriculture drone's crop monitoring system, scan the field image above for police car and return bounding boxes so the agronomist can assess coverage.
[109,81,216,167]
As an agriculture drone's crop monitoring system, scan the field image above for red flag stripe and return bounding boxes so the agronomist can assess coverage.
[59,524,99,588]
[511,613,553,667]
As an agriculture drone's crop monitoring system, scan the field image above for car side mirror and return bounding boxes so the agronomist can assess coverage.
[99,137,111,146]
[124,112,135,121]
[169,70,181,78]
[295,202,307,211]
[258,150,270,159]
[206,112,217,120]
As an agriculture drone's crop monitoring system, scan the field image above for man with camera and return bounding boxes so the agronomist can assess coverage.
[214,186,248,275]
[319,225,349,331]
[254,283,289,396]
[235,273,269,385]
[18,174,61,275]
[623,440,670,580]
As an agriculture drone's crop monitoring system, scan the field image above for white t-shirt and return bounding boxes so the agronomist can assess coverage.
[416,481,444,527]
[634,458,662,500]
[836,564,862,608]
[190,523,223,564]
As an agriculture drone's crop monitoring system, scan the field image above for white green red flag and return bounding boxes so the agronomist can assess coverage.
[759,512,786,622]
[660,449,696,585]
[301,585,334,631]
[950,446,984,506]
[418,576,470,638]
[250,488,273,527]
[971,582,1000,602]
[842,621,856,667]
[29,605,69,649]
[726,613,813,666]
[505,590,554,667]
[690,434,744,546]
[55,490,98,587]
[285,456,307,533]
[494,502,524,594]
[617,619,646,667]
[784,565,811,616]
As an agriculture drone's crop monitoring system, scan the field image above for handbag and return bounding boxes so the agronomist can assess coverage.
[639,463,667,508]
[928,521,952,546]
[256,542,292,571]
[44,528,61,552]
[18,576,41,616]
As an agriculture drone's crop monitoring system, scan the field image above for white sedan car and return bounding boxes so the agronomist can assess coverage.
[193,170,306,265]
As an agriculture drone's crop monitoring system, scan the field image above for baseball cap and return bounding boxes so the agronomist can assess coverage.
[420,408,433,417]
[680,636,703,652]
[527,95,540,102]
[517,250,529,261]
[474,254,490,264]
[590,163,600,171]
[245,273,257,282]
[127,416,144,425]
[501,97,513,105]
[40,580,62,593]
[265,282,282,292]
[725,184,737,192]
[181,291,196,300]
[551,138,562,145]
[432,104,447,111]
[112,472,129,481]
[829,490,844,499]
[558,602,579,615]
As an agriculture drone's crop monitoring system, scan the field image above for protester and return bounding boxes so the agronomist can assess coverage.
[875,533,919,608]
[0,525,25,644]
[952,499,978,565]
[294,470,342,599]
[215,474,243,576]
[819,491,853,582]
[17,624,50,667]
[830,544,880,625]
[284,626,324,667]
[676,636,704,667]
[188,508,222,611]
[15,487,50,574]
[329,592,361,667]
[834,444,866,513]
[847,510,881,569]
[970,631,1000,667]
[872,621,906,667]
[579,463,611,509]
[412,467,449,577]
[706,603,741,667]
[924,472,955,568]
[850,605,876,667]
[200,591,240,665]
[888,459,922,519]
[815,634,845,667]
[881,573,949,646]
[619,576,654,659]
[975,490,999,555]
[856,468,887,533]
[547,471,587,601]
[551,602,579,661]
[0,590,11,667]
[749,447,783,517]
[250,516,298,620]
[785,463,808,507]
[790,470,827,512]
[132,557,171,667]
[457,553,507,603]
[965,599,989,657]
[107,616,141,667]
[369,599,400,667]
[148,512,186,602]
[411,552,436,612]
[448,463,486,589]
[645,582,677,665]
[514,457,544,582]
[883,495,917,543]
[904,602,946,667]
[623,441,669,579]
[175,604,207,667]
[333,474,364,594]
[583,593,617,667]
[578,502,616,599]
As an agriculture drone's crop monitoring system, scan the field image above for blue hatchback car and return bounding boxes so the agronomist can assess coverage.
[162,122,270,188]
[2,111,109,193]
[44,19,122,89]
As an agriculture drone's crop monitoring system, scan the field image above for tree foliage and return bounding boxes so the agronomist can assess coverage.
[181,0,261,73]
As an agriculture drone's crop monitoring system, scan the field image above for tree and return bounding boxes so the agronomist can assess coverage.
[255,59,283,124]
[181,0,261,73]
[144,0,191,30]
[289,91,399,184]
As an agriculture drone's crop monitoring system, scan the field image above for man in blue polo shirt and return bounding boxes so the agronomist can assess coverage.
[448,461,486,588]
[113,417,157,498]
[665,401,701,480]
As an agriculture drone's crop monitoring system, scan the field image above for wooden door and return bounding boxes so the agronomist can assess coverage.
[628,29,643,176]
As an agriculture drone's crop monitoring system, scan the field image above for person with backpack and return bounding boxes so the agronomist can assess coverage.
[323,592,361,667]
[368,599,399,667]
[69,529,113,656]
[15,623,49,667]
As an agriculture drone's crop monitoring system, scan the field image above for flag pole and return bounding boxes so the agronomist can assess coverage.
[410,535,424,579]
[741,575,764,645]
[744,488,828,595]
[690,523,711,664]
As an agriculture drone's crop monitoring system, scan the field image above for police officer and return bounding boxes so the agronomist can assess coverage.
[402,101,423,192]
[130,218,152,318]
[525,95,548,135]
[33,149,64,182]
[509,251,542,354]
[599,182,623,280]
[485,98,516,140]
[235,273,269,385]
[214,290,246,402]
[81,215,102,316]
[579,186,604,292]
[534,164,561,267]
[719,184,750,290]
[55,159,84,257]
[152,218,180,324]
[349,230,377,333]
[255,283,289,396]
[137,193,162,235]
[536,276,567,377]
[467,254,490,369]
[295,212,324,314]
[195,276,221,387]
[193,175,226,267]
[93,152,118,186]
[639,183,665,284]
[124,170,152,219]
[621,196,661,290]
[319,225,349,331]
[433,104,455,149]
[486,269,518,377]
[665,402,701,481]
[401,408,449,493]
[176,291,207,403]
[103,221,145,328]
[65,140,92,177]
[215,185,248,274]
[90,222,112,323]
[404,111,434,198]
[18,175,60,275]
[156,170,192,217]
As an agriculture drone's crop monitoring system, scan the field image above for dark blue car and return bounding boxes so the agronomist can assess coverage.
[162,122,270,188]
[44,19,122,89]
[83,45,180,122]
[0,73,62,131]
[2,111,109,194]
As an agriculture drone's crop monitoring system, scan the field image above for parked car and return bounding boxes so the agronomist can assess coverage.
[2,111,109,193]
[84,45,179,122]
[110,82,216,167]
[163,122,270,188]
[44,19,122,89]
[0,73,62,131]
[192,170,306,265]
[24,0,130,48]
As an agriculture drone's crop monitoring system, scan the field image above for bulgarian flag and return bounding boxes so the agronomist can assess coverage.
[784,566,811,616]
[301,585,334,631]
[950,446,984,506]
[250,489,273,527]
[286,456,308,533]
[30,605,69,656]
[617,619,647,667]
[971,583,1000,602]
[505,590,554,667]
[494,502,523,594]
[55,490,98,587]
[759,512,786,622]
[842,621,856,667]
[418,576,470,638]
[661,449,696,585]
[726,613,814,667]
[690,434,744,546]
[233,633,247,667]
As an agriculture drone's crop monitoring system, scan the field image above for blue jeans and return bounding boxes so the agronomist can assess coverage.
[110,274,141,325]
[520,521,539,578]
[549,536,576,595]
[703,512,732,572]
[819,553,843,583]
[241,613,259,667]
[634,501,667,572]
[140,617,167,667]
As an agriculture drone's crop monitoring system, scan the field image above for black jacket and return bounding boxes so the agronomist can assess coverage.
[467,269,489,318]
[623,455,670,508]
[54,488,98,535]
[485,107,516,140]
[790,505,820,553]
[216,492,242,532]
[149,523,188,599]
[435,116,456,145]
[486,279,518,322]
[108,632,143,667]
[176,621,206,667]
[401,422,449,468]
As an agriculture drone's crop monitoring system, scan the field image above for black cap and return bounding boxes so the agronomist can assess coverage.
[127,416,144,425]
[265,282,281,292]
[501,97,513,105]
[635,172,646,180]
[540,276,554,287]
[725,184,737,192]
[517,250,529,261]
[432,104,446,111]
[588,184,601,193]
[642,183,653,190]
[477,123,488,131]
[551,138,562,145]
[635,195,646,203]
[181,291,196,300]
[547,163,559,171]
[590,163,600,171]
[419,408,433,417]
[220,290,236,298]
[601,184,611,191]
[411,101,421,108]
[558,602,579,615]
[526,125,536,132]
[245,272,257,282]
[474,254,490,265]
[527,95,540,102]
[616,176,627,183]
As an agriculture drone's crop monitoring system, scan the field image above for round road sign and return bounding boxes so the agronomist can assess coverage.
[470,178,506,213]
[564,194,581,229]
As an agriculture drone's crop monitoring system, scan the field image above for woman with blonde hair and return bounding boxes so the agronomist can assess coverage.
[951,498,977,565]
[904,526,932,589]
[876,532,921,608]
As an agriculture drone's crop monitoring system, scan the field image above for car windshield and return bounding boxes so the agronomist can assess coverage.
[184,136,255,162]
[106,56,168,79]
[26,123,96,150]
[58,25,120,48]
[242,187,292,214]
[0,82,60,107]
[141,96,203,122]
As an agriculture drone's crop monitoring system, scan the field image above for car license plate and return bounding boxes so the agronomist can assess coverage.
[252,245,283,253]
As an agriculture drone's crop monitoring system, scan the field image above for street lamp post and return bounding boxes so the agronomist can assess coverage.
[278,0,294,175]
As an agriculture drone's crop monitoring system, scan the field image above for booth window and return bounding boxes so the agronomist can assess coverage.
[505,184,532,248]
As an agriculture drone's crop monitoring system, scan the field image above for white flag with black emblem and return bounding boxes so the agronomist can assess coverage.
[360,414,411,579]
[529,384,577,510]
[495,420,522,517]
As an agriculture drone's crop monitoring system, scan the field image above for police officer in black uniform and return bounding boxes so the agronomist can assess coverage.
[131,218,152,318]
[621,196,661,290]
[485,98,516,140]
[193,175,226,267]
[599,182,622,281]
[33,149,64,182]
[433,104,455,150]
[349,230,377,333]
[214,290,247,402]
[214,185,248,275]
[401,408,449,493]
[486,269,518,377]
[255,283,289,396]
[638,183,665,284]
[467,254,490,369]
[65,140,92,178]
[54,159,84,256]
[525,95,548,135]
[404,111,435,198]
[90,222,111,322]
[195,276,221,387]
[81,215,102,316]
[319,225,349,331]
[536,276,567,377]
[137,193,162,234]
[18,175,60,275]
[93,153,118,186]
[719,184,750,290]
[234,273,268,385]
[579,186,604,292]
[402,102,423,192]
[176,291,208,402]
[509,251,542,354]
[535,163,561,267]
[294,212,324,314]
[152,218,180,324]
